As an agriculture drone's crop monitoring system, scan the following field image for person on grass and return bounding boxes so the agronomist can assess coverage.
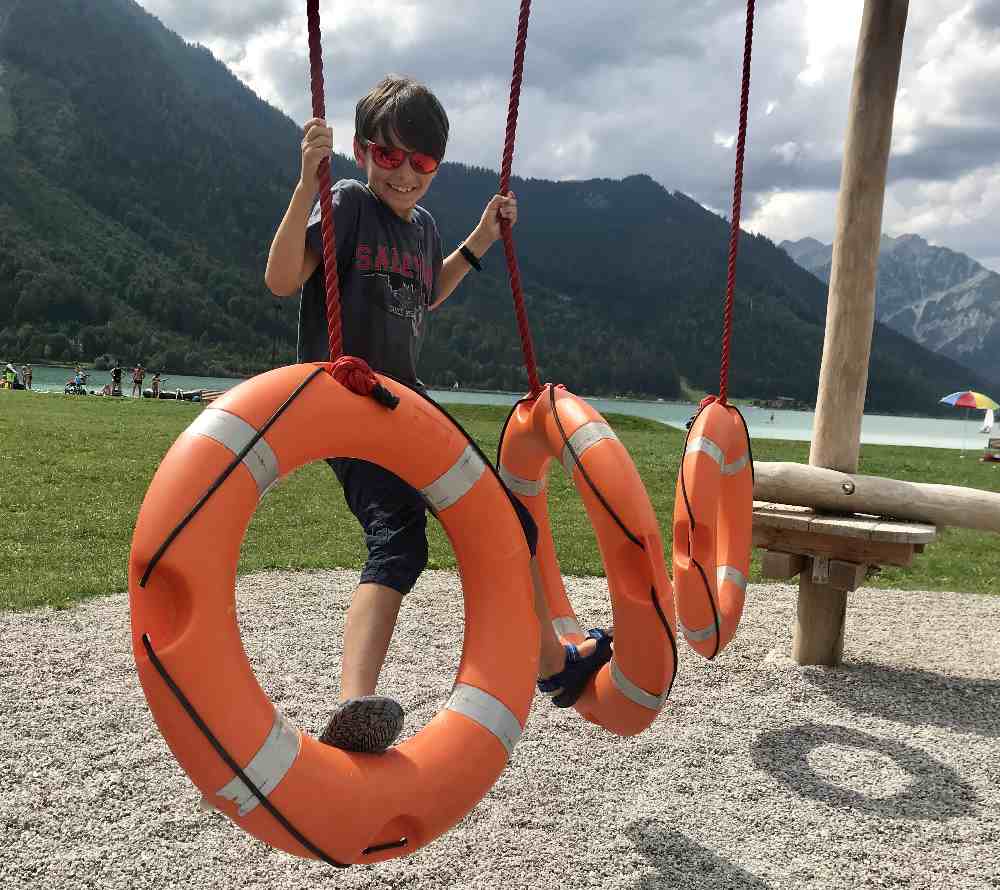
[265,75,612,753]
[110,362,123,396]
[131,364,145,399]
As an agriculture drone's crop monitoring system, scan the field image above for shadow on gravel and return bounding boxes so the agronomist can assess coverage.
[802,662,1000,738]
[626,820,773,889]
[752,723,979,820]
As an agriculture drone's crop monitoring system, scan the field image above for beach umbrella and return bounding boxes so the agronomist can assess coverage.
[939,391,999,411]
[939,391,999,454]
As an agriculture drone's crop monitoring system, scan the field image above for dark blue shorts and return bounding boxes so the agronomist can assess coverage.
[328,458,429,595]
[328,456,538,596]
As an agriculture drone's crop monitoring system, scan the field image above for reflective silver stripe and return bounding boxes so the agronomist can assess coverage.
[552,616,584,639]
[499,464,546,497]
[421,445,486,512]
[186,408,279,496]
[686,436,748,476]
[686,435,724,467]
[445,683,522,757]
[718,565,748,592]
[722,453,749,476]
[680,617,721,643]
[609,658,667,711]
[216,710,301,816]
[561,422,618,477]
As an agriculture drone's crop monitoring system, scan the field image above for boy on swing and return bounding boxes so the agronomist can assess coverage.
[265,75,612,753]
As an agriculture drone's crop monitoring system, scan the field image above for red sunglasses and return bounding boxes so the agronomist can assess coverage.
[365,140,441,175]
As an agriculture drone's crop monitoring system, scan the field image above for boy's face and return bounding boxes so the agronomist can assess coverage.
[354,133,438,221]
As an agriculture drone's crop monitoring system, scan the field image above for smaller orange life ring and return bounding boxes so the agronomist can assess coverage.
[498,385,677,737]
[671,399,753,659]
[129,364,540,865]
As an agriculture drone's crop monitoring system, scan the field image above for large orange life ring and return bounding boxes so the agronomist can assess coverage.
[128,363,540,865]
[671,399,753,659]
[497,385,677,737]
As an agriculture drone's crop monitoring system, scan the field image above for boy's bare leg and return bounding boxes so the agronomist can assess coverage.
[320,582,406,752]
[340,582,404,700]
[339,563,596,692]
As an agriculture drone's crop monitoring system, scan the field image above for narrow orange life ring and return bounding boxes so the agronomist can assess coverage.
[497,385,677,737]
[128,363,540,866]
[671,399,753,659]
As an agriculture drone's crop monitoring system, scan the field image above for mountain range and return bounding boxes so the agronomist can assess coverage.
[1,0,994,412]
[781,234,1000,384]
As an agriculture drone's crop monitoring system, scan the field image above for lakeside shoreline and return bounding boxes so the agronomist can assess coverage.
[12,362,981,419]
[9,365,996,450]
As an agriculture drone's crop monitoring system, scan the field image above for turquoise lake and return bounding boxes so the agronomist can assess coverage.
[17,364,996,452]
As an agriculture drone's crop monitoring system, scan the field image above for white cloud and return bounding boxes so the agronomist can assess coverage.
[747,189,840,245]
[796,0,863,85]
[772,141,800,164]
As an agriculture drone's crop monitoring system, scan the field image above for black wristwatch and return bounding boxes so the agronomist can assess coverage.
[459,244,482,271]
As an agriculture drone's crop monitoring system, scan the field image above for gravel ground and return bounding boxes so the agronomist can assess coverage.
[2,570,998,890]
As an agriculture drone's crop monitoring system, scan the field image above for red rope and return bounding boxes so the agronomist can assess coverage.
[306,0,343,363]
[718,0,755,406]
[499,0,542,397]
[306,1,392,403]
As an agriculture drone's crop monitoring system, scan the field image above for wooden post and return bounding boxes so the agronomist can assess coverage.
[796,0,909,665]
[794,570,847,666]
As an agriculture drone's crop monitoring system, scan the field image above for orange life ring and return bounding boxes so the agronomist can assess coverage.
[671,399,753,659]
[497,385,677,737]
[128,364,540,865]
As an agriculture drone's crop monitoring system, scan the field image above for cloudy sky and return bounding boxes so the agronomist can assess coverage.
[140,0,1000,271]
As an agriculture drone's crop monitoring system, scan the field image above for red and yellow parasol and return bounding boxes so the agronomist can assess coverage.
[939,391,999,410]
[939,391,998,454]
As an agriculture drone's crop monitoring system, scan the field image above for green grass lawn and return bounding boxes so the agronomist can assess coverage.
[1,389,997,611]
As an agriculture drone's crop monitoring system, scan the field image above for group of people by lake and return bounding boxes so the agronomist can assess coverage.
[0,361,162,397]
[96,363,163,398]
[2,362,31,389]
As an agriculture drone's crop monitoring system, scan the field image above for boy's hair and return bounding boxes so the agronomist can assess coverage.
[355,75,449,160]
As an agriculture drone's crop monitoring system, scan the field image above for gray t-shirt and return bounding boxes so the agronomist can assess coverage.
[298,179,443,385]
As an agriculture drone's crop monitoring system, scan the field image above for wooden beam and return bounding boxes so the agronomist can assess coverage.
[761,551,807,580]
[754,461,1000,533]
[809,0,910,475]
[826,559,868,592]
[752,524,915,567]
[781,554,867,590]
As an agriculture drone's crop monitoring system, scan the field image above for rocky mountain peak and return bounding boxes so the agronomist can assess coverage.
[784,232,999,384]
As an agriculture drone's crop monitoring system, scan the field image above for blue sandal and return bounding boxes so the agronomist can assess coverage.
[537,628,613,708]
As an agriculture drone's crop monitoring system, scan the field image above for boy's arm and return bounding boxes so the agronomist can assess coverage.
[266,118,333,297]
[431,228,494,310]
[430,192,517,310]
[265,183,322,297]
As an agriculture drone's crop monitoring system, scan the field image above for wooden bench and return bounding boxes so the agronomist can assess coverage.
[984,437,1000,464]
[752,501,938,665]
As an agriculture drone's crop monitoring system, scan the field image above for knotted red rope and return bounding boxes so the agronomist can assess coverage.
[499,0,542,398]
[306,1,393,405]
[328,356,399,408]
[718,0,755,405]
